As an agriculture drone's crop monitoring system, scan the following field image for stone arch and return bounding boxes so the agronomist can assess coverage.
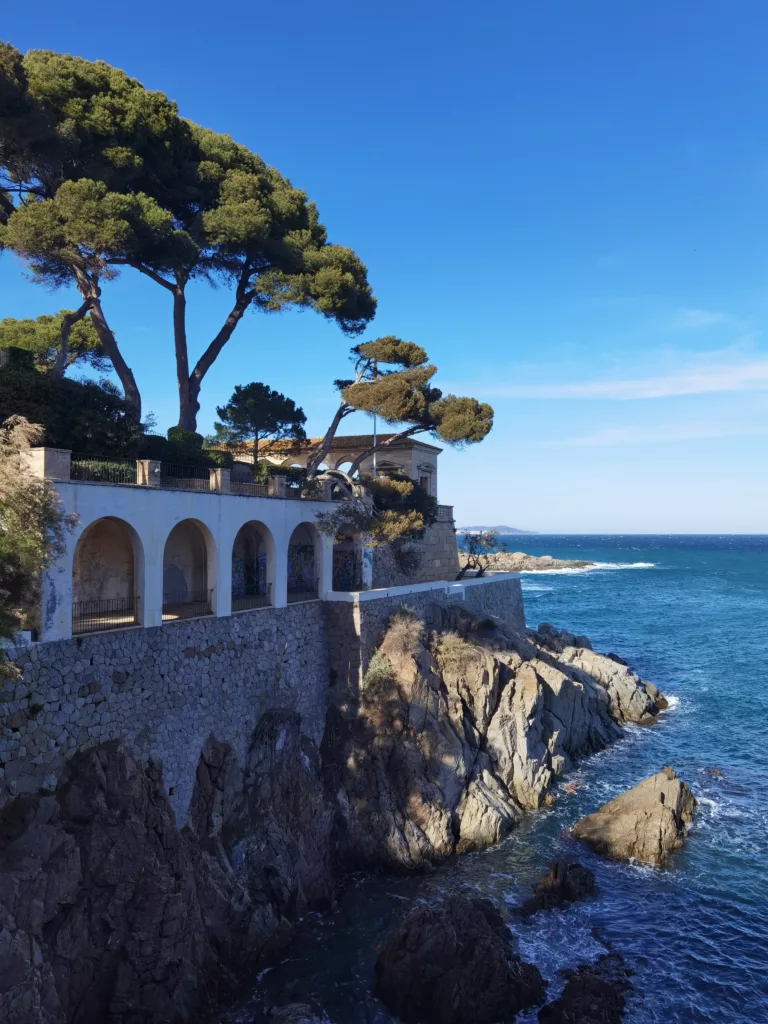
[231,520,275,611]
[162,519,215,620]
[72,517,143,633]
[287,521,321,602]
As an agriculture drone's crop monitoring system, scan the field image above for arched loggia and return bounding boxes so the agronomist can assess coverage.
[72,517,143,634]
[232,520,274,611]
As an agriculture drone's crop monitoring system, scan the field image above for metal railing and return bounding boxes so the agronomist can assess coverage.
[287,581,320,603]
[162,589,213,621]
[71,455,138,486]
[231,479,270,497]
[160,464,211,492]
[231,589,270,610]
[72,596,139,634]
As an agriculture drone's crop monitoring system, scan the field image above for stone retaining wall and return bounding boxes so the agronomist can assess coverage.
[1,603,328,822]
[1,576,523,823]
[372,519,460,588]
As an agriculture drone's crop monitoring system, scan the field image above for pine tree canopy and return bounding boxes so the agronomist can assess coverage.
[0,43,376,428]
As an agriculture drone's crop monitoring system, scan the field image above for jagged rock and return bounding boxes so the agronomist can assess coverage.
[538,953,632,1023]
[0,711,333,1024]
[375,895,546,1024]
[324,605,666,870]
[572,768,696,865]
[519,860,596,916]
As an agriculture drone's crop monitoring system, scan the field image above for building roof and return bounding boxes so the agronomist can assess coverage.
[211,433,442,457]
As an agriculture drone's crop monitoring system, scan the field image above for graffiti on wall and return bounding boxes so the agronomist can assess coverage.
[232,552,267,597]
[288,544,315,593]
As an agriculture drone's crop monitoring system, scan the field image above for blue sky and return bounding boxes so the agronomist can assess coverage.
[2,1,768,532]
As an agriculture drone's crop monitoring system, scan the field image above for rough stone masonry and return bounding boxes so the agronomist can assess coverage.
[1,577,525,823]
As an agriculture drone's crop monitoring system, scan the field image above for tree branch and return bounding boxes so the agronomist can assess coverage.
[346,425,427,477]
[306,402,355,476]
[110,259,175,292]
[51,301,90,378]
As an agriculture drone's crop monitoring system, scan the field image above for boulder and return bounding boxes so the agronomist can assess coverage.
[519,860,596,916]
[538,954,632,1024]
[374,895,545,1024]
[572,768,696,866]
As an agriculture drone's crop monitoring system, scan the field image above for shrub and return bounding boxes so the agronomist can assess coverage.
[385,609,425,658]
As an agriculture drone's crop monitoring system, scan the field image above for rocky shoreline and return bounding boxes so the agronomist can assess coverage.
[0,602,670,1023]
[485,551,596,572]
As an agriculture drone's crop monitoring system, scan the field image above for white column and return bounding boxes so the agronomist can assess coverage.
[272,528,288,608]
[40,564,72,642]
[142,542,164,627]
[318,533,334,598]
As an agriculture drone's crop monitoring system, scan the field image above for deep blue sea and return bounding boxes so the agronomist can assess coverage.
[225,536,768,1024]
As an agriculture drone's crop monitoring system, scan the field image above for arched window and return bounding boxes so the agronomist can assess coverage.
[162,520,213,620]
[72,517,141,634]
[232,521,274,611]
[287,522,320,602]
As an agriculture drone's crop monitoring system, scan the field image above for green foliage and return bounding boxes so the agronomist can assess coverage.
[214,382,306,461]
[0,310,106,371]
[314,474,436,547]
[362,649,396,703]
[0,417,76,649]
[139,427,232,467]
[0,356,144,455]
[0,44,377,428]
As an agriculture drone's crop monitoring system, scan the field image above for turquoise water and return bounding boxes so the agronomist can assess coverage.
[229,537,768,1024]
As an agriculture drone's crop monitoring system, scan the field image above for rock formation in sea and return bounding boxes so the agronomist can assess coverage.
[323,604,667,870]
[537,953,632,1024]
[572,767,696,866]
[0,711,333,1024]
[374,895,546,1024]
[519,860,597,917]
[484,551,595,572]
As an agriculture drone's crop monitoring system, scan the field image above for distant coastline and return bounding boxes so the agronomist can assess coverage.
[458,525,537,535]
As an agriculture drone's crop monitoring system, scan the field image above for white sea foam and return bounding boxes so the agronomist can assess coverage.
[517,561,656,575]
[663,694,681,710]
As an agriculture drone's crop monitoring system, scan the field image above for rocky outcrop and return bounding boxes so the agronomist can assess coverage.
[538,954,632,1024]
[485,552,595,572]
[375,895,545,1024]
[0,711,333,1024]
[572,767,696,865]
[519,860,596,917]
[323,605,666,870]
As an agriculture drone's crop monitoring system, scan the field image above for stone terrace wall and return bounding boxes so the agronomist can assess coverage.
[1,603,328,822]
[325,576,525,698]
[372,519,460,588]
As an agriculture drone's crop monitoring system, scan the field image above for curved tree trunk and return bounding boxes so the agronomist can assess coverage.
[72,268,142,422]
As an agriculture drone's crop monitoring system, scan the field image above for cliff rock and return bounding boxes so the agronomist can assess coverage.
[572,767,696,865]
[375,895,545,1024]
[0,710,333,1024]
[324,605,666,870]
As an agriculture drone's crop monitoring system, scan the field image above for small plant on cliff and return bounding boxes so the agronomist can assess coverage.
[456,530,504,579]
[0,416,76,659]
[385,609,425,659]
[362,649,396,703]
[433,631,477,670]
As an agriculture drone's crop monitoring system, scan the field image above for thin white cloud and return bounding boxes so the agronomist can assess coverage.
[671,307,730,330]
[552,421,768,447]
[479,356,768,400]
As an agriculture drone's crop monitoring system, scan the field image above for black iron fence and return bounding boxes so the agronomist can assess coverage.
[287,581,319,603]
[72,596,139,634]
[232,585,271,611]
[71,455,138,486]
[160,464,212,492]
[162,589,213,621]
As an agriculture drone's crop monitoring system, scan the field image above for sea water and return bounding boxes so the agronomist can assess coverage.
[224,536,768,1024]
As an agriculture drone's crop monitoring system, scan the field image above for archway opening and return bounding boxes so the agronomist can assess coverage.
[72,517,140,634]
[162,519,212,620]
[287,523,319,602]
[232,521,273,611]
